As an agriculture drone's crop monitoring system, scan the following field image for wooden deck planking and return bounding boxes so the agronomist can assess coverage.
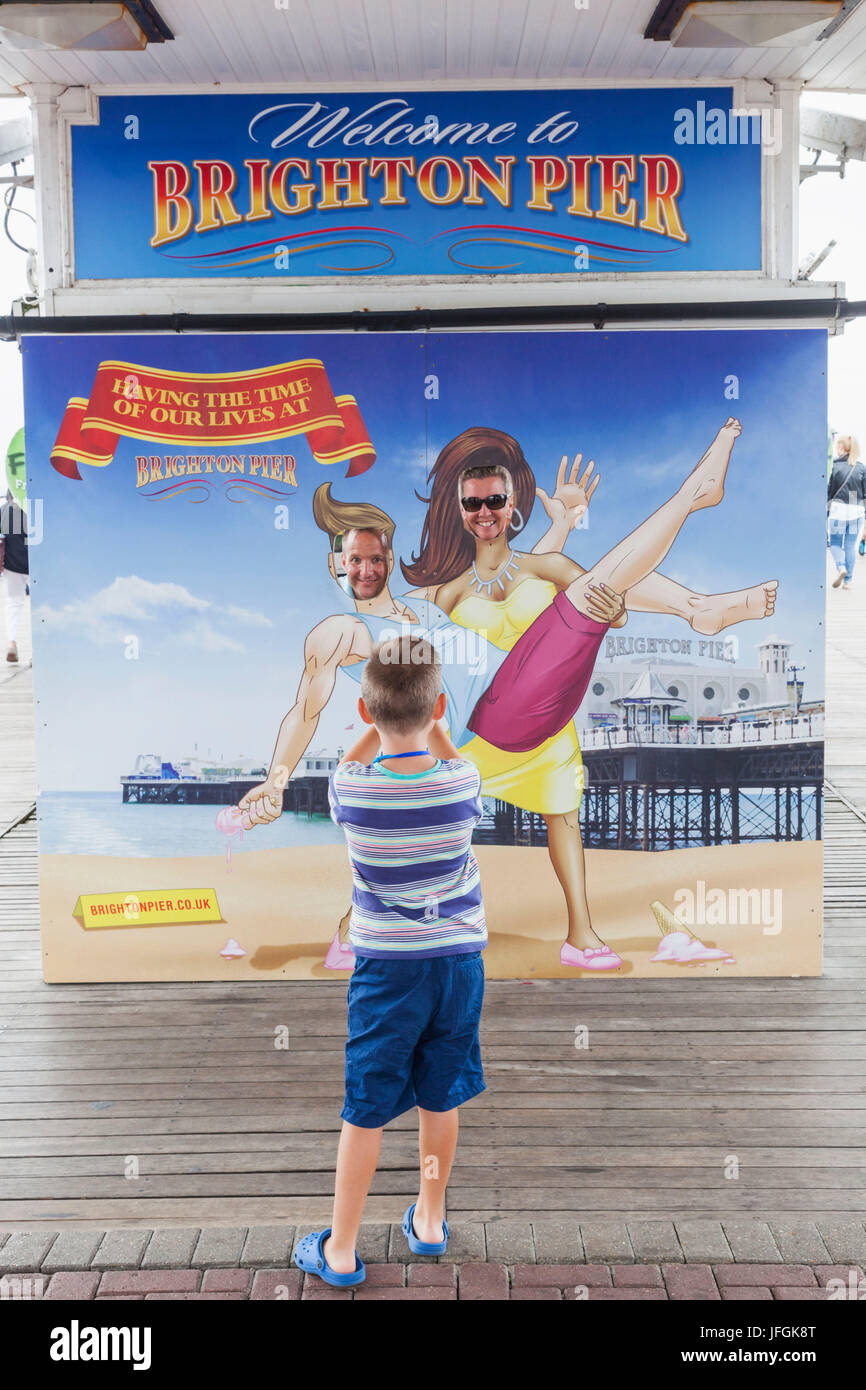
[0,583,863,1227]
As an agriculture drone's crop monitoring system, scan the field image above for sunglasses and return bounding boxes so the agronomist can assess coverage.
[460,493,510,512]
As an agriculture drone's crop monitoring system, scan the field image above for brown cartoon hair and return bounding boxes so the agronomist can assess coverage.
[312,482,395,552]
[400,427,536,588]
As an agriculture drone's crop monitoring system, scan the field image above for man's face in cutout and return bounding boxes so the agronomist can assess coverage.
[342,529,390,600]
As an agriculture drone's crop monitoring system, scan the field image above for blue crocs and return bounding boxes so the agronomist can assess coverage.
[292,1229,366,1287]
[402,1203,449,1256]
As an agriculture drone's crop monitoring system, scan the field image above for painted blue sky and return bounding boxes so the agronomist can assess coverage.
[23,329,826,790]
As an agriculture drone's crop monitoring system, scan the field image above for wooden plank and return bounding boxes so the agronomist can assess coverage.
[0,1071,864,1097]
[1,1119,863,1146]
[0,1191,864,1225]
[3,1137,864,1165]
[2,1170,866,1200]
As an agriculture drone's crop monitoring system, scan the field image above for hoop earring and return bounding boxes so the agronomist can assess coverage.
[509,507,525,533]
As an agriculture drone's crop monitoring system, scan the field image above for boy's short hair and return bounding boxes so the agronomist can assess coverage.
[361,636,441,735]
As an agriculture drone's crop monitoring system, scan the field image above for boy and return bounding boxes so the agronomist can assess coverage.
[292,634,486,1286]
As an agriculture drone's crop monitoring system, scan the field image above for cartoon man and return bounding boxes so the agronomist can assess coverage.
[238,470,623,829]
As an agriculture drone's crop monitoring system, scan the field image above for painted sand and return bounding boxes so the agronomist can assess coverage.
[39,841,822,982]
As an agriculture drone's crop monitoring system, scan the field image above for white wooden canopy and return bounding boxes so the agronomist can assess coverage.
[0,0,864,94]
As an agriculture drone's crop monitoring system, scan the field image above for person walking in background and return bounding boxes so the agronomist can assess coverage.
[0,428,29,664]
[0,496,28,664]
[828,433,865,591]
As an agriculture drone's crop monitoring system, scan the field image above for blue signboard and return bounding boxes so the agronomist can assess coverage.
[70,89,762,279]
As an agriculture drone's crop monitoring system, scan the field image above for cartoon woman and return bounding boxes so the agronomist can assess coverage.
[240,421,775,972]
[401,426,777,970]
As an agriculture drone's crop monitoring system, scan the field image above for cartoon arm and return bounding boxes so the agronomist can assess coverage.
[239,615,362,826]
[532,452,599,555]
[533,551,628,628]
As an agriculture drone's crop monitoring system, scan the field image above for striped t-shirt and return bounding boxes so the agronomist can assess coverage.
[328,757,487,959]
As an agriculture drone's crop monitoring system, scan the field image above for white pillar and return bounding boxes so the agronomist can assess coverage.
[767,80,801,282]
[21,83,66,312]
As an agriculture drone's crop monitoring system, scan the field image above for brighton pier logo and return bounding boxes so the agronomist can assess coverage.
[48,358,376,488]
[604,633,737,661]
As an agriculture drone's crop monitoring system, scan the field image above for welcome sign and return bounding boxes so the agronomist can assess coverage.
[69,88,762,279]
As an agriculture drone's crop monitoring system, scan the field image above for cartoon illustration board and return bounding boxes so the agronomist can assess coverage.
[237,418,778,974]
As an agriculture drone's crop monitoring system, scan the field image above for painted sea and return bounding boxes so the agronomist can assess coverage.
[36,792,347,858]
[35,789,816,857]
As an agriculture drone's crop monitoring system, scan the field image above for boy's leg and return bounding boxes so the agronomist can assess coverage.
[322,1120,383,1275]
[327,957,431,1272]
[413,1107,459,1244]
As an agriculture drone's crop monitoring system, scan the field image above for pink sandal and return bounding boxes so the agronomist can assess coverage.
[560,941,623,970]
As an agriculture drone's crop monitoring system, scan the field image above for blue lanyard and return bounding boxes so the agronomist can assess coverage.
[372,749,429,763]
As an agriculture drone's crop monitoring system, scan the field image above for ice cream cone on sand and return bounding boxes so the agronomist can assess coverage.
[649,898,737,966]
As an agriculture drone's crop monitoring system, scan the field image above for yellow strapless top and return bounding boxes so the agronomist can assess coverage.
[449,575,559,652]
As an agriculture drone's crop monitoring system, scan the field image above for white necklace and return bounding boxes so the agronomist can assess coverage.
[471,547,520,596]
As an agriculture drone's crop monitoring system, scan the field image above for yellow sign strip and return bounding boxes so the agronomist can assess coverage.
[72,888,223,930]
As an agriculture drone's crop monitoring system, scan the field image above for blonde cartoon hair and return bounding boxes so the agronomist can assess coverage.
[312,482,395,553]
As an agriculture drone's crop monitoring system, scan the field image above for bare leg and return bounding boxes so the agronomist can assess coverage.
[544,811,602,950]
[322,1121,382,1275]
[627,572,778,634]
[565,419,741,614]
[413,1107,459,1244]
[682,582,778,635]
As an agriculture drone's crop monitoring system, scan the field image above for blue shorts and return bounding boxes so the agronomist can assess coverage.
[342,951,486,1129]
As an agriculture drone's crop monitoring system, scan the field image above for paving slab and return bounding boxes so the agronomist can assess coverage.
[191,1227,248,1268]
[42,1231,104,1273]
[674,1220,733,1264]
[0,1231,58,1273]
[721,1221,781,1263]
[141,1228,200,1269]
[530,1219,585,1262]
[91,1230,151,1271]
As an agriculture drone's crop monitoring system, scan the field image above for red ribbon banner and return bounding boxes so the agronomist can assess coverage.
[49,357,376,480]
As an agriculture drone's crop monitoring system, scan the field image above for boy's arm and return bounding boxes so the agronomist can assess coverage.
[339,726,381,765]
[428,719,462,762]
